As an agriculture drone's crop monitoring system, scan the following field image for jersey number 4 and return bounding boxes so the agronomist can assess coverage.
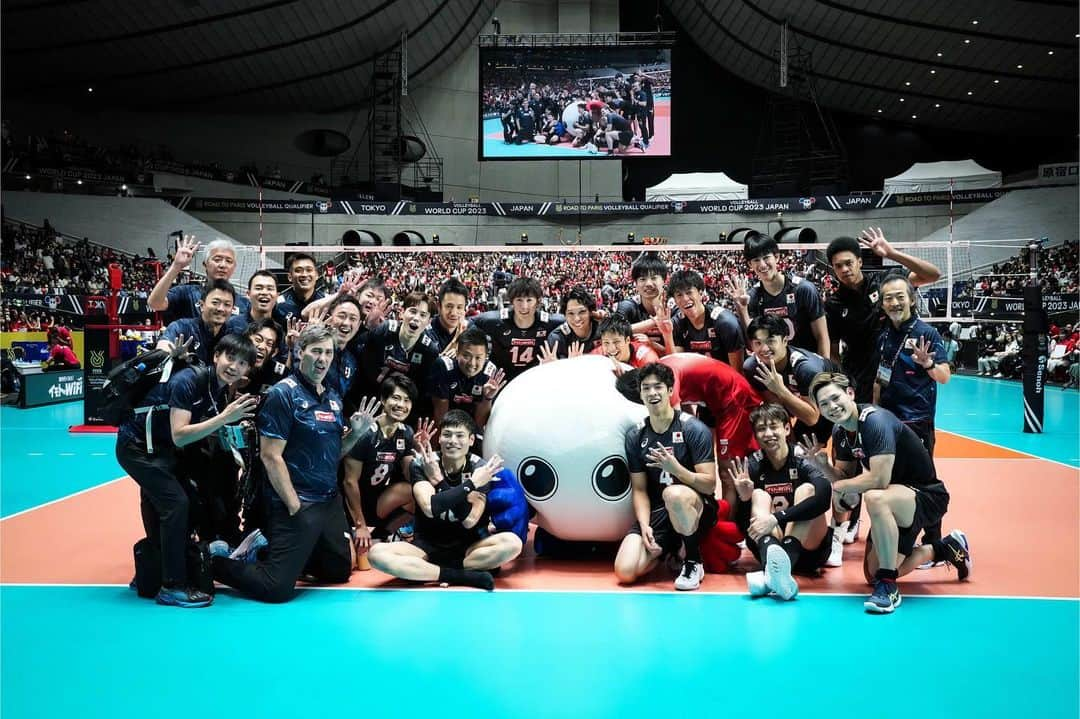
[509,345,534,366]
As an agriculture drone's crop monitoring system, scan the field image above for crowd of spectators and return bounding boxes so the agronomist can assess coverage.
[973,241,1078,296]
[0,219,159,299]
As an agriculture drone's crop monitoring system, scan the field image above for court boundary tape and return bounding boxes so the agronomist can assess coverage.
[0,477,125,521]
[1,582,1077,601]
[937,429,1080,470]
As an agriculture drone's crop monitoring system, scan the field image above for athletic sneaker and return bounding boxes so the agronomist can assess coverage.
[941,529,972,581]
[395,521,415,542]
[825,525,844,567]
[207,540,232,558]
[843,519,861,544]
[916,558,946,570]
[229,529,267,564]
[674,560,704,591]
[155,586,213,608]
[765,544,799,600]
[746,570,771,597]
[864,579,901,614]
[642,137,650,150]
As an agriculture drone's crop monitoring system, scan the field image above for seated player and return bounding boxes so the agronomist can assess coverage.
[807,372,972,614]
[617,353,762,506]
[593,313,659,368]
[543,285,603,359]
[42,326,80,370]
[614,363,717,591]
[668,269,744,367]
[368,411,523,590]
[431,328,506,430]
[731,404,833,601]
[743,315,836,443]
[342,374,420,557]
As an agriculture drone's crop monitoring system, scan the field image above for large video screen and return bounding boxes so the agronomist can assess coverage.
[479,45,671,160]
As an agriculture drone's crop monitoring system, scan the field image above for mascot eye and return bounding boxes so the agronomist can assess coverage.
[518,456,558,501]
[591,455,630,501]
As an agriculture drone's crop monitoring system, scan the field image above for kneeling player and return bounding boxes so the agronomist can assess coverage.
[808,372,972,614]
[614,363,718,591]
[732,404,832,601]
[367,411,522,590]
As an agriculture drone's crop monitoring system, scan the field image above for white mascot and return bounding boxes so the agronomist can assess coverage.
[484,355,647,541]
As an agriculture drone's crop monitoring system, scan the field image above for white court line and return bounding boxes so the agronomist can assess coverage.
[26,452,43,456]
[58,452,75,456]
[0,477,126,521]
[0,582,1076,602]
[938,429,1080,471]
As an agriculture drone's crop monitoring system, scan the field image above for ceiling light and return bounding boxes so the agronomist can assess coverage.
[934,103,941,108]
[877,109,883,113]
[911,114,918,119]
[87,87,93,93]
[971,19,979,25]
[76,180,83,185]
[994,79,1000,84]
[936,52,943,57]
[967,91,973,95]
[899,97,905,102]
[24,174,30,180]
[964,39,971,44]
[930,70,936,74]
[1048,50,1054,55]
[1017,64,1023,69]
[905,81,912,86]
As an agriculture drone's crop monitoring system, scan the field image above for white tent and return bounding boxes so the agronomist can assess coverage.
[646,172,748,201]
[883,160,1001,194]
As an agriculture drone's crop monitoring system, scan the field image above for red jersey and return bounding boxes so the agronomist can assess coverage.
[660,353,762,459]
[47,344,80,368]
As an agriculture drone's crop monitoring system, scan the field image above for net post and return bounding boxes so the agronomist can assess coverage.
[1022,239,1047,433]
[945,241,954,322]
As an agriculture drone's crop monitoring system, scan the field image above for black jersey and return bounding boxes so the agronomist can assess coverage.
[410,453,489,547]
[825,271,886,370]
[832,405,938,489]
[545,320,602,358]
[615,297,665,345]
[672,303,744,363]
[471,308,564,382]
[358,320,440,395]
[625,412,715,507]
[743,449,830,527]
[747,274,825,352]
[349,422,414,514]
[743,347,836,398]
[430,355,497,419]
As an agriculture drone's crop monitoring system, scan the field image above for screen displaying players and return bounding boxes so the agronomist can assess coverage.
[479,45,672,160]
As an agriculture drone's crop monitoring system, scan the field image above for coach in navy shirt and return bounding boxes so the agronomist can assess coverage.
[212,325,368,603]
[148,237,250,322]
[158,280,240,366]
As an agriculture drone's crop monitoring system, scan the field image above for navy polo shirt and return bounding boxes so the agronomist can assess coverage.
[324,344,359,400]
[117,367,220,452]
[162,318,229,366]
[273,286,327,323]
[258,373,345,504]
[431,355,496,419]
[877,316,945,422]
[165,282,249,324]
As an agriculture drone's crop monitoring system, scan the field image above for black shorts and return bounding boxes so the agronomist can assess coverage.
[746,526,834,575]
[617,130,633,146]
[896,481,950,556]
[628,496,718,557]
[412,534,481,568]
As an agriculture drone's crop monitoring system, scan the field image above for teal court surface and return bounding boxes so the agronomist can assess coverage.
[1,377,1077,719]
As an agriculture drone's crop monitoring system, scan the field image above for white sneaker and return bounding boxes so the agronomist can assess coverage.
[825,528,844,567]
[917,559,946,570]
[765,544,798,600]
[674,560,704,591]
[844,519,861,544]
[746,570,771,597]
[229,528,267,563]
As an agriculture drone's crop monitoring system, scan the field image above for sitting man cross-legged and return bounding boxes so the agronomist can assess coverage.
[614,362,717,591]
[732,403,833,601]
[368,410,523,590]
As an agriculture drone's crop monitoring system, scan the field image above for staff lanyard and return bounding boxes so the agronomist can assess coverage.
[879,327,912,371]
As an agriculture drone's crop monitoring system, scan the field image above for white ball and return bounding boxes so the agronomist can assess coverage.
[485,355,647,541]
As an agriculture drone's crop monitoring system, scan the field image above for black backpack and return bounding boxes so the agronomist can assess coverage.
[99,350,194,426]
[133,537,215,598]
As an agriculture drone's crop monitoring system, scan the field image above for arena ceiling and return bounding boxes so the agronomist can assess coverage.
[664,0,1079,134]
[1,0,497,113]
